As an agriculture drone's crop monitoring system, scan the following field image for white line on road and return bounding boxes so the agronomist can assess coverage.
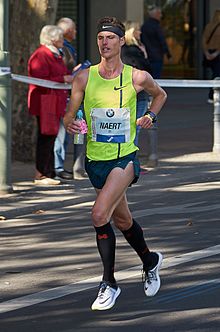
[132,202,220,217]
[0,244,219,314]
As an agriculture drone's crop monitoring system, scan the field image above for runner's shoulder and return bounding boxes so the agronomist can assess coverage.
[73,68,89,89]
[132,67,152,85]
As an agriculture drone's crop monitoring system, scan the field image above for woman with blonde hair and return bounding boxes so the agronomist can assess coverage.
[122,21,150,72]
[121,21,158,167]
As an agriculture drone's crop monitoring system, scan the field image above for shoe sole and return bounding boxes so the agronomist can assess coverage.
[34,180,61,185]
[91,287,121,311]
[145,252,163,297]
[74,175,88,180]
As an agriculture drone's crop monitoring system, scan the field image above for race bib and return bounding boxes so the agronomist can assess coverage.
[91,108,130,143]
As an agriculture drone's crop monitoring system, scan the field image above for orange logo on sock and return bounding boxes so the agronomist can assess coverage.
[98,233,108,240]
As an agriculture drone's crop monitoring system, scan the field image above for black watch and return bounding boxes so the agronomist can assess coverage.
[144,111,157,123]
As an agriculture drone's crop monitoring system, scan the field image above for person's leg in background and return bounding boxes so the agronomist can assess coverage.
[34,118,60,185]
[147,94,158,167]
[135,93,148,147]
[147,122,158,167]
[73,141,87,179]
[73,105,88,180]
[140,64,161,168]
[137,94,158,168]
[54,119,73,180]
[135,94,153,171]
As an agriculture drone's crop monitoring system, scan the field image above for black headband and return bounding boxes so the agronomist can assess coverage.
[97,24,125,37]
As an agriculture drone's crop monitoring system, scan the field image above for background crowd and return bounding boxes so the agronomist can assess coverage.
[27,5,220,185]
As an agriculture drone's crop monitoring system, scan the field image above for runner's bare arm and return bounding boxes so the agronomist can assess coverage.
[133,68,167,128]
[63,69,89,134]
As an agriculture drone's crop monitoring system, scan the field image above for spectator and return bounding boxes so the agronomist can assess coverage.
[141,6,171,167]
[55,17,87,180]
[141,5,171,79]
[28,25,73,185]
[202,9,220,103]
[121,21,151,144]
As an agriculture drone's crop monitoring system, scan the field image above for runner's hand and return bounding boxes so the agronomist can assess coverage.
[136,115,153,129]
[66,119,82,135]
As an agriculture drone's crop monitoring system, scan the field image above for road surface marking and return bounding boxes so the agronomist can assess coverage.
[0,244,219,314]
[152,278,220,304]
[132,202,220,217]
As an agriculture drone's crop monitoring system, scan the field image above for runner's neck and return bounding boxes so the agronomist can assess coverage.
[98,59,124,79]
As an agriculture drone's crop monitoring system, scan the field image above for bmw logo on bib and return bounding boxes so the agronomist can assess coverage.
[106,109,115,118]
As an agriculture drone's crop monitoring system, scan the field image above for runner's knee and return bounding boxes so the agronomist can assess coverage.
[92,205,108,226]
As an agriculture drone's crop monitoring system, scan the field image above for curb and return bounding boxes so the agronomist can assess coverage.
[0,181,94,219]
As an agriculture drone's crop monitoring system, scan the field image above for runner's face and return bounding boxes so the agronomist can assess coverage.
[97,31,124,58]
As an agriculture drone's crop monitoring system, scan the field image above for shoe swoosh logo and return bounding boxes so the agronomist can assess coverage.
[100,296,111,304]
[114,85,127,91]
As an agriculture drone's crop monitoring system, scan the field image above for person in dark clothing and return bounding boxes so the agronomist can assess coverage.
[141,5,171,79]
[121,21,159,167]
[121,21,151,147]
[121,21,151,73]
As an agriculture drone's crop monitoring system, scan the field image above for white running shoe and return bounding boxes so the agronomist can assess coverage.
[91,282,121,311]
[144,252,163,297]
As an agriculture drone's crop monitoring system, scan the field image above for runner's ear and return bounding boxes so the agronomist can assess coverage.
[120,36,125,47]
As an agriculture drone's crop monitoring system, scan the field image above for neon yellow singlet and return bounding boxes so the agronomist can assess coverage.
[84,64,138,161]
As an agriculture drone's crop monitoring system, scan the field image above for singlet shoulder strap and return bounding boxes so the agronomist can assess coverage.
[121,64,133,81]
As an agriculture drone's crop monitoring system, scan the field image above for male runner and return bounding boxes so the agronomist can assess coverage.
[64,16,167,311]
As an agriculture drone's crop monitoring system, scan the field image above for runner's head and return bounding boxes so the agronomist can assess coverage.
[97,17,125,59]
[97,16,125,38]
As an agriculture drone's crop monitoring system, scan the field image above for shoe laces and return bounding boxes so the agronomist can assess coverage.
[142,268,157,285]
[97,282,112,299]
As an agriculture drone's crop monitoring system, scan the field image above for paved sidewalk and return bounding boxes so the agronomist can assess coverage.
[0,87,219,219]
[0,160,92,219]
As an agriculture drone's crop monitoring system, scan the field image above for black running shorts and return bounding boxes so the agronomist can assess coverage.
[85,151,140,189]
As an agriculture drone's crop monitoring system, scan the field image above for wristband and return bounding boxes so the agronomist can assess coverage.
[144,111,157,123]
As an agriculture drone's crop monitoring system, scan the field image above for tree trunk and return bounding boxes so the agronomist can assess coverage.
[9,0,58,161]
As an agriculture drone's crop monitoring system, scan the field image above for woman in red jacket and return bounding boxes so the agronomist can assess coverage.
[28,25,73,185]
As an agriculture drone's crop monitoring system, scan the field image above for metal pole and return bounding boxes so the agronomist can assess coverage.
[213,85,220,153]
[0,0,12,194]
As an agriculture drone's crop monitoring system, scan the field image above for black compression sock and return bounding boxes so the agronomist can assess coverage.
[121,219,154,269]
[94,222,116,284]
